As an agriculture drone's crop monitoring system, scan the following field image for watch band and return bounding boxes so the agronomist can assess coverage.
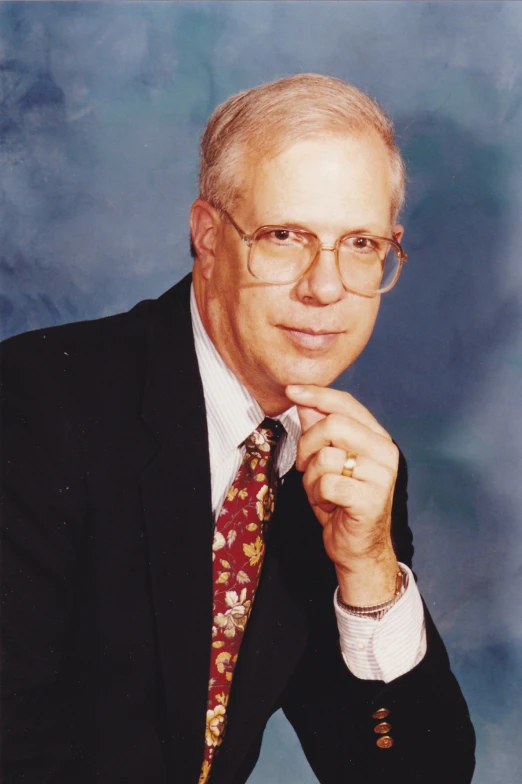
[336,567,409,621]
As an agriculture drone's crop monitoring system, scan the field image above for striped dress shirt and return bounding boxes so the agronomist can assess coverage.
[190,285,426,683]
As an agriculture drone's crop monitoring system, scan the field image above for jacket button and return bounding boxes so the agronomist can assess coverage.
[374,722,392,734]
[376,735,394,749]
[372,708,390,720]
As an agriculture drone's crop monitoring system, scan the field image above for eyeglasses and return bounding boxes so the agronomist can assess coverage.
[221,210,408,296]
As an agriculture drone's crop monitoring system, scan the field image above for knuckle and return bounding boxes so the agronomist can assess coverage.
[318,472,335,501]
[324,414,343,442]
[317,447,331,469]
[376,439,398,473]
[388,442,400,470]
[379,465,395,487]
[319,473,351,507]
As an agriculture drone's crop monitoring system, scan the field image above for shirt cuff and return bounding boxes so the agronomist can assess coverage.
[333,563,427,683]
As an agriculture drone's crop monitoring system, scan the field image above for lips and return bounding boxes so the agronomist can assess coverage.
[278,325,342,350]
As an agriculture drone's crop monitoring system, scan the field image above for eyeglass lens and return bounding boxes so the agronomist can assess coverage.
[249,229,400,293]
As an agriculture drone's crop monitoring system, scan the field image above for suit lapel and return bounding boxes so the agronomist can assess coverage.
[139,276,311,782]
[139,275,215,783]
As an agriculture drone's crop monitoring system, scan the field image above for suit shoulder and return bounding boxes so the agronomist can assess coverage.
[1,275,191,425]
[0,273,191,372]
[2,295,154,363]
[0,295,158,415]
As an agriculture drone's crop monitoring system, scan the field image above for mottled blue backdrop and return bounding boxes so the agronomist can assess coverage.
[1,2,521,782]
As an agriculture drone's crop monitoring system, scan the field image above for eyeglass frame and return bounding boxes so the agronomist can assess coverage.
[220,209,408,296]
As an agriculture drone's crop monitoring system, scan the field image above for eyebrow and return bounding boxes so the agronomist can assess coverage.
[261,220,388,237]
[341,226,385,236]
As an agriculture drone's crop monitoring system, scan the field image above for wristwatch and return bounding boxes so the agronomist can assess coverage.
[336,567,409,621]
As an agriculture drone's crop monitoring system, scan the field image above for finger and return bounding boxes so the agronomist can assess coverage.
[309,473,391,522]
[286,384,389,439]
[310,473,360,514]
[303,446,355,514]
[295,405,326,434]
[303,446,346,512]
[302,446,347,491]
[304,451,393,508]
[296,413,398,473]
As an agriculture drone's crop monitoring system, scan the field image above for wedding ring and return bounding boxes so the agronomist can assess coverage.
[341,452,358,479]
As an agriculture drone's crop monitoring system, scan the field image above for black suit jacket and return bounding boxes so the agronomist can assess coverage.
[0,274,475,783]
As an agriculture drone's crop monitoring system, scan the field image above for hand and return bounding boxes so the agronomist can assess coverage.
[285,384,400,606]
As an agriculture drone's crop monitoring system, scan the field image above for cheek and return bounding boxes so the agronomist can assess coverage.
[232,293,291,365]
[337,300,380,358]
[348,294,380,332]
[234,289,280,330]
[359,308,379,342]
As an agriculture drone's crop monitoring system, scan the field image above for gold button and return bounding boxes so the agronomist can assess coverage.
[372,708,390,720]
[376,735,394,749]
[374,722,392,734]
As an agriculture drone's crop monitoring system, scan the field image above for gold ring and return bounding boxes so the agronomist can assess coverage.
[341,452,358,478]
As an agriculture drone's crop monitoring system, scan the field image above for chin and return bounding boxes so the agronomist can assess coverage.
[276,361,342,390]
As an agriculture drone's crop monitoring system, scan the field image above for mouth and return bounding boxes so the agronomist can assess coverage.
[278,325,342,351]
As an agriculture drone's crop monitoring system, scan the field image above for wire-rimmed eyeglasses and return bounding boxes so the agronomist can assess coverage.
[221,209,408,296]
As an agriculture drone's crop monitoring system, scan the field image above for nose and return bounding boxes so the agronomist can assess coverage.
[294,245,345,305]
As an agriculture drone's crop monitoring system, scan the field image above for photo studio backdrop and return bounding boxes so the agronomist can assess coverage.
[1,3,521,781]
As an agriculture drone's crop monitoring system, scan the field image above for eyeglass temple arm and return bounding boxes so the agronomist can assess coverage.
[392,231,408,263]
[221,210,254,246]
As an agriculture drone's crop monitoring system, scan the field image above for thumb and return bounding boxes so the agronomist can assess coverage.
[296,405,326,434]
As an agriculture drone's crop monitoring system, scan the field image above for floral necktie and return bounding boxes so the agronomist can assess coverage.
[199,418,283,784]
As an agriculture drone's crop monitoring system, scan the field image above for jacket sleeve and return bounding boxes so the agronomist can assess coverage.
[280,451,476,783]
[0,333,87,781]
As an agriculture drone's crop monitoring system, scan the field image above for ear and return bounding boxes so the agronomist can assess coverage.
[392,223,404,244]
[190,199,221,279]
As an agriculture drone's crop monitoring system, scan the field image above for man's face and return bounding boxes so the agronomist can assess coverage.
[192,133,402,415]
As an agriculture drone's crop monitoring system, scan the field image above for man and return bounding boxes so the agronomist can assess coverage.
[1,74,475,783]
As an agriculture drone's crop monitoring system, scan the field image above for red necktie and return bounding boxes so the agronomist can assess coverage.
[199,418,283,783]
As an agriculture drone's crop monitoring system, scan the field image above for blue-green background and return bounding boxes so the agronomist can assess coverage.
[1,2,521,781]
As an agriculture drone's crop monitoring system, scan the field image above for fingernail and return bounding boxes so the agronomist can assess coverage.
[287,385,305,396]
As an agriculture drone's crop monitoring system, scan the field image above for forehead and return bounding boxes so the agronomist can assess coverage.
[238,133,394,233]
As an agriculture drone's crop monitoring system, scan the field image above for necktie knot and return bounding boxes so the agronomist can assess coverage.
[244,417,283,457]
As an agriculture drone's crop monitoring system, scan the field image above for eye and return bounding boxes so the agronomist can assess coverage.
[263,229,304,245]
[343,235,382,254]
[355,236,377,251]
